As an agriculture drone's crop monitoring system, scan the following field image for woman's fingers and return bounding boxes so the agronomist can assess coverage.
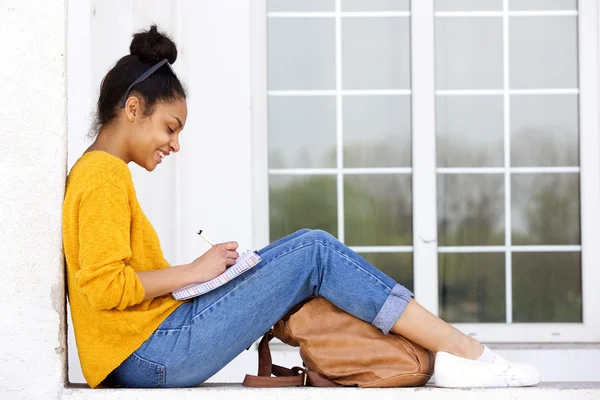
[212,242,240,267]
[225,250,239,267]
[223,241,239,251]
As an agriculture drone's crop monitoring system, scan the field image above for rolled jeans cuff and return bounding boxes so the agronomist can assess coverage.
[372,284,414,335]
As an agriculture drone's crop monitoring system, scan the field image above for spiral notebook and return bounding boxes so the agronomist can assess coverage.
[172,251,262,300]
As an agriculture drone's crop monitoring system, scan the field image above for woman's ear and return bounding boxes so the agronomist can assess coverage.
[124,96,141,121]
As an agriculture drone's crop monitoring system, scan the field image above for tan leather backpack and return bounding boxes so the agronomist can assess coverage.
[243,297,434,388]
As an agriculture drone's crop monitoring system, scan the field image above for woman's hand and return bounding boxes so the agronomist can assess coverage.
[190,241,239,282]
[136,241,240,301]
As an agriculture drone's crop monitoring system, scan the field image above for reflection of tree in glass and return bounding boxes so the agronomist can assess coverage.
[269,146,331,169]
[512,252,581,323]
[512,173,580,245]
[344,139,411,168]
[437,135,503,168]
[437,130,581,323]
[268,130,582,323]
[269,174,414,288]
[362,253,413,293]
[269,174,412,244]
[438,174,505,246]
[269,176,338,238]
[510,173,581,323]
[344,174,412,246]
[269,149,286,169]
[439,253,506,323]
[511,127,579,167]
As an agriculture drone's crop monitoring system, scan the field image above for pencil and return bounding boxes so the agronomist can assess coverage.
[197,230,217,246]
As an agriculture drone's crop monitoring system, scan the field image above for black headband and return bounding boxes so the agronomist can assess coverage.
[119,58,174,108]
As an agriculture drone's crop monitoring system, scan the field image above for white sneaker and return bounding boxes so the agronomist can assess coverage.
[434,351,541,388]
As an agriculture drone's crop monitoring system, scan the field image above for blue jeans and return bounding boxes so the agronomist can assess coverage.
[108,229,414,388]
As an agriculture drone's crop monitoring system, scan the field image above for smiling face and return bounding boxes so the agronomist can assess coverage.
[127,97,188,171]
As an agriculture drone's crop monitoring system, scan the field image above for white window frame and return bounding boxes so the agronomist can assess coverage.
[251,0,600,343]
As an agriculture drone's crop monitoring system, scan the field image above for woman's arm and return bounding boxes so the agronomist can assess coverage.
[136,241,240,300]
[136,263,196,301]
[77,182,240,308]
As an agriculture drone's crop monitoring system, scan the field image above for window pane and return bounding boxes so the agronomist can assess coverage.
[344,175,412,246]
[342,0,410,11]
[437,95,504,167]
[509,0,577,10]
[436,17,503,90]
[510,17,578,89]
[269,96,337,169]
[268,18,335,90]
[269,176,338,240]
[436,0,502,11]
[343,96,411,168]
[342,17,410,89]
[439,253,506,322]
[511,174,580,245]
[511,95,579,167]
[361,253,413,292]
[438,174,505,246]
[268,0,335,12]
[512,252,582,322]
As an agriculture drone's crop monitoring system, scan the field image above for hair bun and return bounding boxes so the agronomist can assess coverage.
[130,24,178,64]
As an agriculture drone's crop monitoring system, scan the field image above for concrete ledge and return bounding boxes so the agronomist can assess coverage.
[62,382,600,400]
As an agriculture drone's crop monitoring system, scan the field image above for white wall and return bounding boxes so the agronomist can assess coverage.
[0,0,68,398]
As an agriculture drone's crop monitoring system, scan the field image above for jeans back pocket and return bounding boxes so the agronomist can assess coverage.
[110,352,166,388]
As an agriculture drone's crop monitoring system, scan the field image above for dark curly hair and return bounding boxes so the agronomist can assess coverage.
[91,24,187,136]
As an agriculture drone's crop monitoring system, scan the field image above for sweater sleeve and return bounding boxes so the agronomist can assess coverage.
[76,182,145,310]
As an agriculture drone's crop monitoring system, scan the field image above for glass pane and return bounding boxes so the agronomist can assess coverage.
[268,19,335,90]
[510,17,578,89]
[510,0,577,10]
[344,175,412,246]
[269,175,338,240]
[342,17,410,90]
[436,0,502,11]
[361,253,413,292]
[512,252,582,322]
[342,0,410,11]
[437,95,504,167]
[511,95,579,167]
[269,96,337,169]
[343,96,411,168]
[438,174,505,246]
[436,17,503,90]
[511,174,580,245]
[268,0,335,12]
[439,253,506,322]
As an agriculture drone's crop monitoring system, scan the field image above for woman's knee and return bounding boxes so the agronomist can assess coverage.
[307,229,336,243]
[293,228,312,236]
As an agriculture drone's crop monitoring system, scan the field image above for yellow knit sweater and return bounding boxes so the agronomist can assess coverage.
[63,151,182,388]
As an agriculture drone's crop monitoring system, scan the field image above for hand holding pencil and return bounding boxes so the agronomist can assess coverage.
[187,230,239,283]
[171,231,263,300]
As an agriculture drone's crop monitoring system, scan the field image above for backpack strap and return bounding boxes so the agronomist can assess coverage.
[243,330,339,388]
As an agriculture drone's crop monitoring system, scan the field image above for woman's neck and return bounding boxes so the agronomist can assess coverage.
[86,126,131,163]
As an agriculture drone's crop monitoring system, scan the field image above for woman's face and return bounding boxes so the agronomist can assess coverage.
[129,98,188,171]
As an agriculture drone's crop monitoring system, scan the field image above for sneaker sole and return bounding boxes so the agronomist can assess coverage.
[434,373,541,388]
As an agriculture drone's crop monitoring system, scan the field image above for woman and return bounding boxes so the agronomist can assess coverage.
[63,25,540,389]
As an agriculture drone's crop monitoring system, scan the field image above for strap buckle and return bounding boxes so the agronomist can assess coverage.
[303,372,308,386]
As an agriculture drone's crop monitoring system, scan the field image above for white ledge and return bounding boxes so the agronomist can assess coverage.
[61,382,600,400]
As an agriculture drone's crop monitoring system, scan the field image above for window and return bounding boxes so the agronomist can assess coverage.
[266,0,414,290]
[261,0,600,342]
